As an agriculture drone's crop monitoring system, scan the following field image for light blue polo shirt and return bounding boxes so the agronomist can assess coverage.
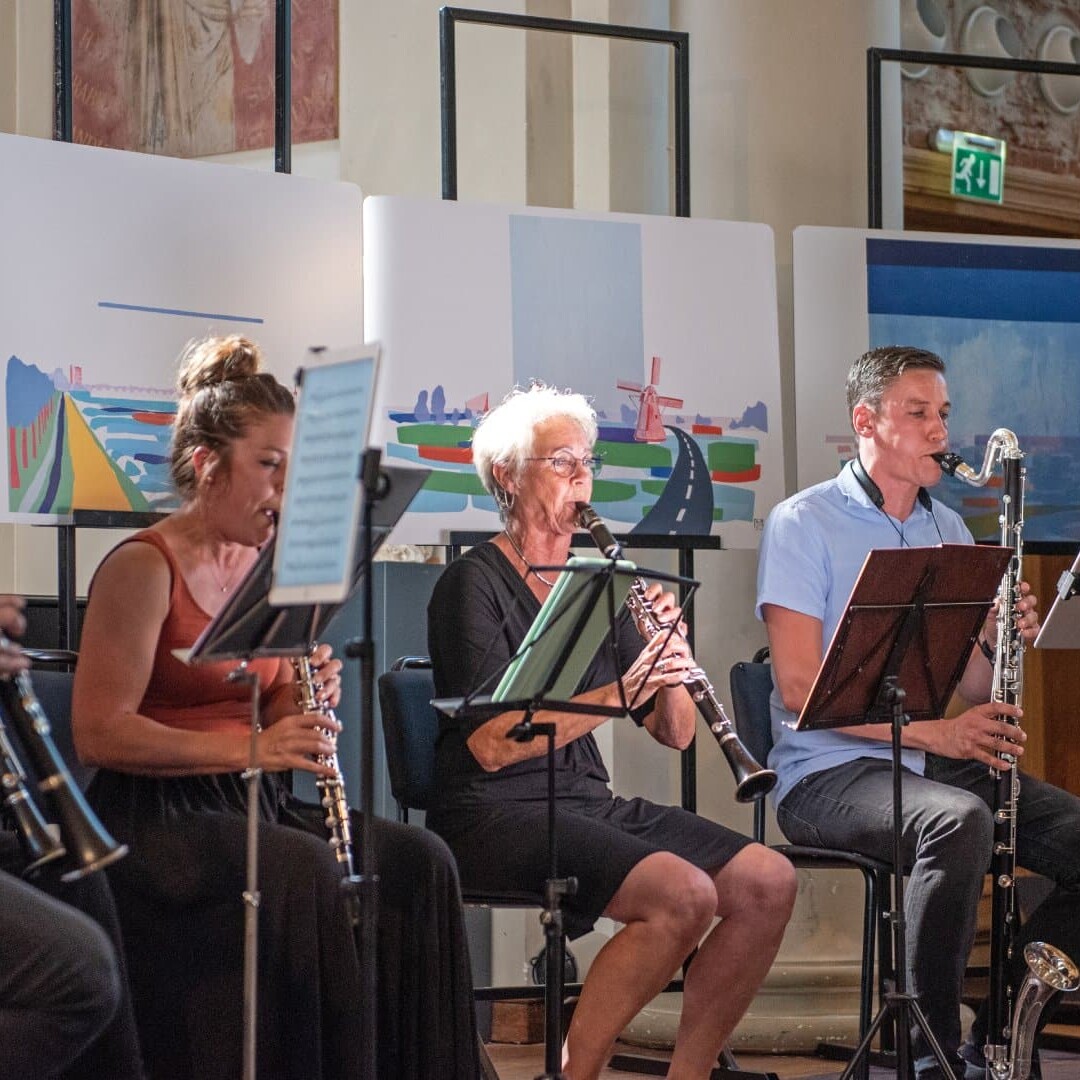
[756,461,973,806]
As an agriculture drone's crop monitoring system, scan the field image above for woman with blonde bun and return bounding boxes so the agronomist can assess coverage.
[74,335,478,1080]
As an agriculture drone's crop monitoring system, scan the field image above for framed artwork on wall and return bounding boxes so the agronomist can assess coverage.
[70,0,338,157]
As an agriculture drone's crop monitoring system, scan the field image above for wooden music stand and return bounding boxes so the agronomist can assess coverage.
[794,543,1011,1080]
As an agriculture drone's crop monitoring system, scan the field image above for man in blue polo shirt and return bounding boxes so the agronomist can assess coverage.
[757,346,1080,1080]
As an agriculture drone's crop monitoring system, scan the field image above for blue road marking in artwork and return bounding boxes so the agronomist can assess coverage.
[98,302,264,324]
[41,395,66,513]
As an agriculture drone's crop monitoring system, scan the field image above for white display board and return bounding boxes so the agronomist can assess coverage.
[0,133,362,522]
[365,195,784,548]
[793,225,1080,546]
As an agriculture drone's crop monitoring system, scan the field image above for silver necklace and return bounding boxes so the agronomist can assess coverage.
[209,556,241,593]
[503,530,556,587]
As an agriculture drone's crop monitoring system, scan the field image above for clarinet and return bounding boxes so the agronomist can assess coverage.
[293,652,355,876]
[576,502,777,803]
[0,643,127,881]
[0,708,66,874]
[936,432,1079,1080]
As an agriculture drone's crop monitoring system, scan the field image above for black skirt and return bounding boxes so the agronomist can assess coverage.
[429,792,753,940]
[89,768,479,1080]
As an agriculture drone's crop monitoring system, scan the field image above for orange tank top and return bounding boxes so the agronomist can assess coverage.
[116,530,287,735]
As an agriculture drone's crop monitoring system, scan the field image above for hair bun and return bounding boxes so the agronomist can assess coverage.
[176,335,263,396]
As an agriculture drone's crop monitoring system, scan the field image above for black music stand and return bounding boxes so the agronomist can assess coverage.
[1034,548,1080,650]
[435,555,664,1080]
[188,462,429,1080]
[794,543,1011,1080]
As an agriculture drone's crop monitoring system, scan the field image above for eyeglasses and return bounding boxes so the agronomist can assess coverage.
[525,453,603,478]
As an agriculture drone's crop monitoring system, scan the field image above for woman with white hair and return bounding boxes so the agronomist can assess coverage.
[427,383,796,1080]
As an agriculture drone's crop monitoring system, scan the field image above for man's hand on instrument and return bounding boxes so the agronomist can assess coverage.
[979,581,1040,656]
[933,702,1025,768]
[1015,581,1040,643]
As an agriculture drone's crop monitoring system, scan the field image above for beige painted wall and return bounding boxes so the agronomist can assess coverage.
[0,0,907,1011]
[0,0,903,813]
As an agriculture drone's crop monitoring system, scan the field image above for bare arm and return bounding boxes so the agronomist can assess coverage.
[73,541,337,777]
[762,601,1025,769]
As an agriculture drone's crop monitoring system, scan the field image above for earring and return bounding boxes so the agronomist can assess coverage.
[494,486,515,515]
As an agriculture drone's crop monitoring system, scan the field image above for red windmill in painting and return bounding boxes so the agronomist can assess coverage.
[617,356,684,442]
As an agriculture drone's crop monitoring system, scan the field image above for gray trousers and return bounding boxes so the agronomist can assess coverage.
[776,755,1080,1069]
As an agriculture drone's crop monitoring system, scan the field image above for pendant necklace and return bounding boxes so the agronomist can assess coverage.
[504,529,556,587]
[209,555,241,593]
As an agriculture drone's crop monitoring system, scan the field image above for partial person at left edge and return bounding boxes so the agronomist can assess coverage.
[0,594,146,1080]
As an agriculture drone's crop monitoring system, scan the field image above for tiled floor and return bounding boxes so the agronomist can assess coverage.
[481,1040,1080,1079]
[484,1041,871,1079]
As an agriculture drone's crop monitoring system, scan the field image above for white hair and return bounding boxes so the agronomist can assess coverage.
[471,383,598,498]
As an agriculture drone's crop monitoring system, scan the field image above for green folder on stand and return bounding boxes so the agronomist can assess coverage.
[492,556,637,704]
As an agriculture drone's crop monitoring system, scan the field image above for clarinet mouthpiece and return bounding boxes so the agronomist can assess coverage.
[932,451,963,476]
[932,451,978,483]
[576,501,622,559]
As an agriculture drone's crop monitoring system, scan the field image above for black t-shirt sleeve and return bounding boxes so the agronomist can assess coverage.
[428,555,527,731]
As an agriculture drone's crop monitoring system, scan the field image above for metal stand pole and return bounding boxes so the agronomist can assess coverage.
[837,678,955,1080]
[231,663,261,1080]
[344,447,385,1080]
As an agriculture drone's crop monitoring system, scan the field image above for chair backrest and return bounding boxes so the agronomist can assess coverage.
[729,648,774,843]
[729,648,774,764]
[30,669,96,792]
[377,658,438,816]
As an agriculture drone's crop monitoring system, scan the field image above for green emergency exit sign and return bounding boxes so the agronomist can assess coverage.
[950,132,1006,204]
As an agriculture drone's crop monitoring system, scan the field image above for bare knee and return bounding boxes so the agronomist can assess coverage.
[609,854,717,946]
[717,845,797,925]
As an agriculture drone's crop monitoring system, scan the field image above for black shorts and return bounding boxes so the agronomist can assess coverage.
[429,794,753,939]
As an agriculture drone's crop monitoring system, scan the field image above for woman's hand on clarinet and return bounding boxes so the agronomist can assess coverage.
[637,582,689,638]
[621,626,694,703]
[308,642,343,709]
[258,710,341,776]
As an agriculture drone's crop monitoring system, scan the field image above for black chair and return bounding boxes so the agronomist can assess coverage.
[730,648,896,1080]
[378,656,582,1080]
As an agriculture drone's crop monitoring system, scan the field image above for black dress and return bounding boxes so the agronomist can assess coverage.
[85,531,479,1080]
[427,542,751,939]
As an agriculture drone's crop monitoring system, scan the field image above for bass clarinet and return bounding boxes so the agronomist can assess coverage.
[576,502,776,803]
[293,651,355,876]
[935,431,1079,1080]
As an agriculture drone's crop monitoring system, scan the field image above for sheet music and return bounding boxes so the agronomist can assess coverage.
[271,347,379,605]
